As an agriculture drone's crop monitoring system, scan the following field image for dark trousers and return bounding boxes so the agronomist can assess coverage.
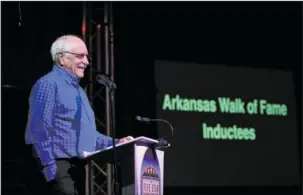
[49,158,86,195]
[28,147,86,195]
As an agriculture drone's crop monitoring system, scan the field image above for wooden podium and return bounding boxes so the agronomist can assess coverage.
[84,136,170,195]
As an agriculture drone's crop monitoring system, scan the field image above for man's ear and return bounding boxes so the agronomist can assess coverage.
[58,53,64,65]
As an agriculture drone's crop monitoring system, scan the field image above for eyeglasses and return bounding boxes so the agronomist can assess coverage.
[59,51,89,59]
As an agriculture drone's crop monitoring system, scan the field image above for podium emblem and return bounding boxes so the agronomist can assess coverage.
[141,148,161,195]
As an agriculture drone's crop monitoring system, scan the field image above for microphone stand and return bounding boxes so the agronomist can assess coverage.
[148,118,174,136]
[109,87,119,195]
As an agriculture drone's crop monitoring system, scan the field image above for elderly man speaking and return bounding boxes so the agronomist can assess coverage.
[25,35,133,195]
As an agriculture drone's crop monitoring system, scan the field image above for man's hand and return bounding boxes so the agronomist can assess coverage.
[83,136,134,158]
[118,136,134,144]
[43,162,57,181]
[83,151,93,157]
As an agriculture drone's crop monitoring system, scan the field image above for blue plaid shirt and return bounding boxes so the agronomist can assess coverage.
[25,65,115,181]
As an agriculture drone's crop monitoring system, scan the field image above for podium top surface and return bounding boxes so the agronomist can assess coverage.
[85,136,159,158]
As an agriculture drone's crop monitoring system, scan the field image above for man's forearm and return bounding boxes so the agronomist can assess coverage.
[33,139,55,166]
[33,139,57,181]
[95,132,119,150]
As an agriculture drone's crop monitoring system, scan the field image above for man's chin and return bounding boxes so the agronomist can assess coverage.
[75,72,85,79]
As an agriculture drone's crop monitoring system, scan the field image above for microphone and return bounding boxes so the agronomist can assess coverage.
[135,115,174,136]
[96,74,117,89]
[135,116,150,122]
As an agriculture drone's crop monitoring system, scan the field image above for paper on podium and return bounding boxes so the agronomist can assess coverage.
[84,136,159,161]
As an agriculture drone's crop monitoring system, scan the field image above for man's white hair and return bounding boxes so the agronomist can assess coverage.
[50,34,83,64]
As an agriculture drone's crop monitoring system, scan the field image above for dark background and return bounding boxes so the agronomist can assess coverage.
[2,1,302,195]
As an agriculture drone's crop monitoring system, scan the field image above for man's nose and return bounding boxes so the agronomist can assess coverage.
[83,56,89,65]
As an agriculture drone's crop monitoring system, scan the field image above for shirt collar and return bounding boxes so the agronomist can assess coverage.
[52,65,80,87]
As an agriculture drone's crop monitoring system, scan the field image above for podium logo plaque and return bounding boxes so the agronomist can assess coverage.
[140,148,161,195]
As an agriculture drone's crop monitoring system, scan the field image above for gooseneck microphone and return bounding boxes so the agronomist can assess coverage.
[135,116,174,136]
